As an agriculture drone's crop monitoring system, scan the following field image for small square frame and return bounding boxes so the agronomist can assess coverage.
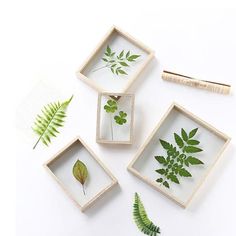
[127,103,231,208]
[44,136,118,212]
[96,92,135,144]
[76,25,154,93]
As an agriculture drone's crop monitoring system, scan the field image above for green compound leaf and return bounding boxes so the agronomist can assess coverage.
[114,111,127,125]
[189,128,198,138]
[186,156,204,165]
[104,99,118,113]
[94,45,141,76]
[155,128,204,189]
[32,95,73,149]
[133,193,161,236]
[72,159,88,195]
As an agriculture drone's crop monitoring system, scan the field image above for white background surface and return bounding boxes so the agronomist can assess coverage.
[1,0,236,236]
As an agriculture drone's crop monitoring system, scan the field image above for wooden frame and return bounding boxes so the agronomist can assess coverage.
[44,136,118,212]
[76,25,154,93]
[162,70,231,95]
[127,102,231,208]
[96,92,135,144]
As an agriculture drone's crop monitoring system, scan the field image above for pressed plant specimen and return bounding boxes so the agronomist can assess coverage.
[155,128,204,189]
[93,45,141,75]
[133,193,161,235]
[72,159,88,195]
[32,95,73,149]
[104,99,127,140]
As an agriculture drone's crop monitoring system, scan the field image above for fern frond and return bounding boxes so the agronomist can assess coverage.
[133,193,161,236]
[32,95,73,149]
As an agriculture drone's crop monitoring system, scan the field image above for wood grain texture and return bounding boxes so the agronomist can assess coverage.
[162,70,231,95]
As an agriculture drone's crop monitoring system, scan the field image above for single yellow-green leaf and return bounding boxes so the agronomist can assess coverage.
[72,159,88,195]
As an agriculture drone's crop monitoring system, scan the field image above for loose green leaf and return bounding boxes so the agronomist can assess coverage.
[181,128,188,141]
[185,146,203,153]
[186,156,204,165]
[128,55,140,61]
[133,193,161,235]
[189,128,198,138]
[32,95,73,149]
[174,133,184,148]
[72,159,88,195]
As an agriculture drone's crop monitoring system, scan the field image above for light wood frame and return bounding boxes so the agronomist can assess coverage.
[127,102,231,208]
[44,136,118,212]
[96,92,135,144]
[76,25,155,93]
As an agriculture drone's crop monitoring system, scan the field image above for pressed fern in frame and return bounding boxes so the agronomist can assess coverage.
[32,95,73,149]
[155,128,204,189]
[133,193,161,235]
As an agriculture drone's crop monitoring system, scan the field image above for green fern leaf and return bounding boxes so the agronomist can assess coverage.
[32,95,73,149]
[133,193,161,235]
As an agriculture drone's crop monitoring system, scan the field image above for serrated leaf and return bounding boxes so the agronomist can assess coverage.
[102,58,108,62]
[181,128,188,141]
[174,133,184,148]
[72,159,88,195]
[189,128,198,138]
[119,50,124,58]
[155,156,166,164]
[169,174,180,184]
[179,168,192,177]
[185,146,203,153]
[128,54,140,61]
[163,181,170,188]
[159,139,170,150]
[126,51,130,58]
[186,156,204,165]
[187,139,200,145]
[118,69,127,75]
[156,178,163,183]
[106,45,111,54]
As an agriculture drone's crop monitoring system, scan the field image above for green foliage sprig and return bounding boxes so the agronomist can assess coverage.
[93,45,141,75]
[133,193,161,235]
[103,99,128,140]
[32,95,73,149]
[72,159,88,195]
[155,128,204,189]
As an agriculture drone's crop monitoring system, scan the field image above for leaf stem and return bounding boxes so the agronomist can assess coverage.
[92,64,110,72]
[110,114,113,141]
[82,184,86,195]
[33,136,41,149]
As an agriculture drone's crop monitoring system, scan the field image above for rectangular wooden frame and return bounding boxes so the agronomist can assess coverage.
[44,136,118,212]
[127,102,231,208]
[96,92,135,144]
[76,25,155,93]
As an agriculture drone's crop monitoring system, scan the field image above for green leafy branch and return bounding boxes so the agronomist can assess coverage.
[103,99,128,140]
[93,45,141,76]
[32,95,73,149]
[155,128,204,189]
[133,193,161,235]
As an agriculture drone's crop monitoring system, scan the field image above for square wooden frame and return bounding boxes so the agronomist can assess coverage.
[76,25,155,93]
[44,136,118,212]
[96,92,135,144]
[127,102,231,208]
